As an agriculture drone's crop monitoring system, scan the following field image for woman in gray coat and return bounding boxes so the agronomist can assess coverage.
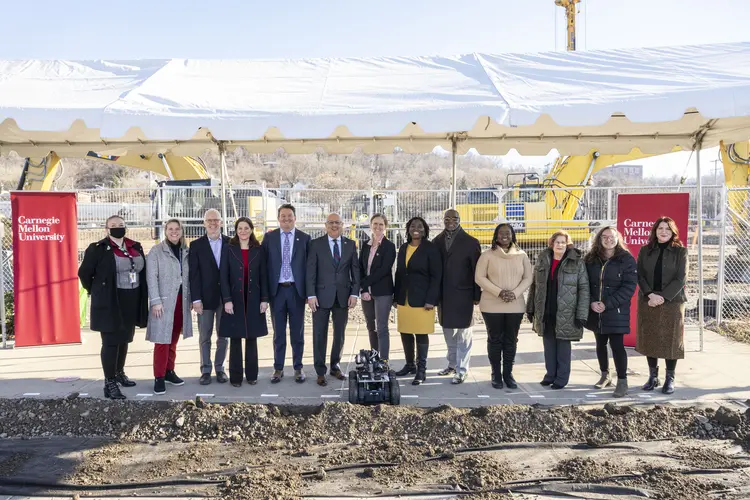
[147,219,193,395]
[526,230,590,389]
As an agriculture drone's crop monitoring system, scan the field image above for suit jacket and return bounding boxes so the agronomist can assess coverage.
[433,228,482,328]
[261,228,310,299]
[394,240,442,308]
[637,244,688,304]
[359,237,396,297]
[306,235,360,309]
[189,234,230,310]
[219,244,269,339]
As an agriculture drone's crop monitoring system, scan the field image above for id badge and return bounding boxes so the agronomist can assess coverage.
[129,272,137,284]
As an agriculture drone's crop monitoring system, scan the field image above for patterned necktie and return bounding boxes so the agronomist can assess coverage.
[282,232,292,281]
[333,239,341,266]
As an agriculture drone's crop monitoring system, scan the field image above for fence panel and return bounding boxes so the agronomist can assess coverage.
[717,187,750,334]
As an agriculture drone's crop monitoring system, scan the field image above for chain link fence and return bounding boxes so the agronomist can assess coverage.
[1,183,746,339]
[715,187,750,339]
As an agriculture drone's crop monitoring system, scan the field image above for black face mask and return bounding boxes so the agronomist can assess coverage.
[109,227,126,239]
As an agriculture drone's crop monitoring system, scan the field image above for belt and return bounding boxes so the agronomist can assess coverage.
[279,282,295,287]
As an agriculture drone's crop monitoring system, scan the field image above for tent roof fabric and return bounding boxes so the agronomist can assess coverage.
[1,42,750,157]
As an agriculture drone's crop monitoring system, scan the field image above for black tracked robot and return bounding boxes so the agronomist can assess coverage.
[348,349,400,405]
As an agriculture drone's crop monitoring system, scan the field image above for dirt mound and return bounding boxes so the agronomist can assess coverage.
[554,456,621,482]
[622,465,727,500]
[675,444,744,470]
[1,398,748,448]
[222,466,303,500]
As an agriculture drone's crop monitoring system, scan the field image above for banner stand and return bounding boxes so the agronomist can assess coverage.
[11,192,81,348]
[617,193,690,348]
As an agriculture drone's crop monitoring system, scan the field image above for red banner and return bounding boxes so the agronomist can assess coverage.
[11,192,80,347]
[617,193,690,347]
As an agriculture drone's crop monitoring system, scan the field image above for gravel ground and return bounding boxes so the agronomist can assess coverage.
[1,397,749,499]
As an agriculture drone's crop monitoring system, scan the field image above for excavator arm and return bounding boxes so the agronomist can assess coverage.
[719,140,750,227]
[17,151,209,190]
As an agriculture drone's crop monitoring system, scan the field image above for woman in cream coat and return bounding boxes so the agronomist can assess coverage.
[475,223,532,389]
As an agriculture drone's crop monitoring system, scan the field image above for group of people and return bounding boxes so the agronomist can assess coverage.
[79,204,687,400]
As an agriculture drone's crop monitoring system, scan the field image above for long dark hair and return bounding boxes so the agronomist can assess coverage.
[647,216,683,249]
[229,217,260,247]
[584,226,631,263]
[491,223,517,250]
[405,216,429,243]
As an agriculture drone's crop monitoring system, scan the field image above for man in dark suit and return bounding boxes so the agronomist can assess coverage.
[433,209,481,384]
[261,203,311,384]
[306,212,361,386]
[189,208,230,385]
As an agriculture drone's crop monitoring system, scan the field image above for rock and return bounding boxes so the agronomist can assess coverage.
[175,416,185,428]
[314,467,327,480]
[195,396,206,409]
[704,422,714,432]
[695,415,709,425]
[728,431,740,440]
[362,467,375,478]
[589,409,608,417]
[80,411,90,418]
[604,403,632,416]
[714,406,742,427]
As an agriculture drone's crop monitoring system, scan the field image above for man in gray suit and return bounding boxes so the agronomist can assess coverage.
[307,213,361,386]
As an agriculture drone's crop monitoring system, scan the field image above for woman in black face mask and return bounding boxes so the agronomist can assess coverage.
[78,215,149,399]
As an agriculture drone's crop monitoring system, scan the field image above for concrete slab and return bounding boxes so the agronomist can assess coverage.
[1,322,749,408]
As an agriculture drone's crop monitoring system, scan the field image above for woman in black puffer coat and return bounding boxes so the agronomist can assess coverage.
[584,226,637,398]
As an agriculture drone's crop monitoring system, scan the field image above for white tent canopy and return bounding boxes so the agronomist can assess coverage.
[1,42,750,158]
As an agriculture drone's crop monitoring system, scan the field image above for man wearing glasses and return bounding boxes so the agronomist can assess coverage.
[433,209,482,384]
[306,213,361,386]
[189,209,230,385]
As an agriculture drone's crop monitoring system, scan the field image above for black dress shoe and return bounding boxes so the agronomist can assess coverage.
[551,383,565,390]
[491,379,503,389]
[330,370,346,381]
[540,380,553,387]
[247,379,257,385]
[115,372,136,388]
[231,381,242,388]
[295,369,306,383]
[216,372,229,384]
[199,374,212,385]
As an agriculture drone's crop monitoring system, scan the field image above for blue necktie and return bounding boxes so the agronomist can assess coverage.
[333,239,341,266]
[282,232,292,281]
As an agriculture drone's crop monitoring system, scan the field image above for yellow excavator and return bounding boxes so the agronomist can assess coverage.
[16,151,274,240]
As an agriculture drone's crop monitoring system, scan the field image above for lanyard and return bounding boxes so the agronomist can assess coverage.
[119,243,136,273]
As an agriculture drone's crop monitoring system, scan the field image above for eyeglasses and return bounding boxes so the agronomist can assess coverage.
[326,221,343,226]
[601,236,617,242]
[205,219,221,223]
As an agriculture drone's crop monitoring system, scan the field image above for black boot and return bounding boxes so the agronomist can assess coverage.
[488,338,503,389]
[104,378,125,400]
[412,340,428,386]
[396,334,416,376]
[115,372,136,387]
[641,366,660,391]
[502,339,518,389]
[662,369,675,394]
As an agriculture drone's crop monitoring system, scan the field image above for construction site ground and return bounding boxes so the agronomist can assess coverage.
[1,322,750,499]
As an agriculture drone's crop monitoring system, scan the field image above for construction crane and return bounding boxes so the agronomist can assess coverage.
[555,0,580,51]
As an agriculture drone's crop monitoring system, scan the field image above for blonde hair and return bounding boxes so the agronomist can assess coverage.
[164,218,187,248]
[548,230,573,249]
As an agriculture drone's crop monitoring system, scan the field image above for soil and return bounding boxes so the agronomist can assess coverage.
[0,398,749,499]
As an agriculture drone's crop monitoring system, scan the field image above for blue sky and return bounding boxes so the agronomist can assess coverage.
[2,0,748,179]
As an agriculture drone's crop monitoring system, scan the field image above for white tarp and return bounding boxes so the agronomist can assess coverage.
[1,42,750,157]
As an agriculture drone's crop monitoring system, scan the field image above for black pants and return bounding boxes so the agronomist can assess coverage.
[594,332,628,379]
[400,333,429,364]
[229,337,259,383]
[100,342,129,379]
[482,312,523,379]
[647,356,677,371]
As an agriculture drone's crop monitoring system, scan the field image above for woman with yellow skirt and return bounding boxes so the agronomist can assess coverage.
[394,217,443,385]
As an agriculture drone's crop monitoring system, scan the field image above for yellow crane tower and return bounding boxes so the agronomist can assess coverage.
[555,0,580,51]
